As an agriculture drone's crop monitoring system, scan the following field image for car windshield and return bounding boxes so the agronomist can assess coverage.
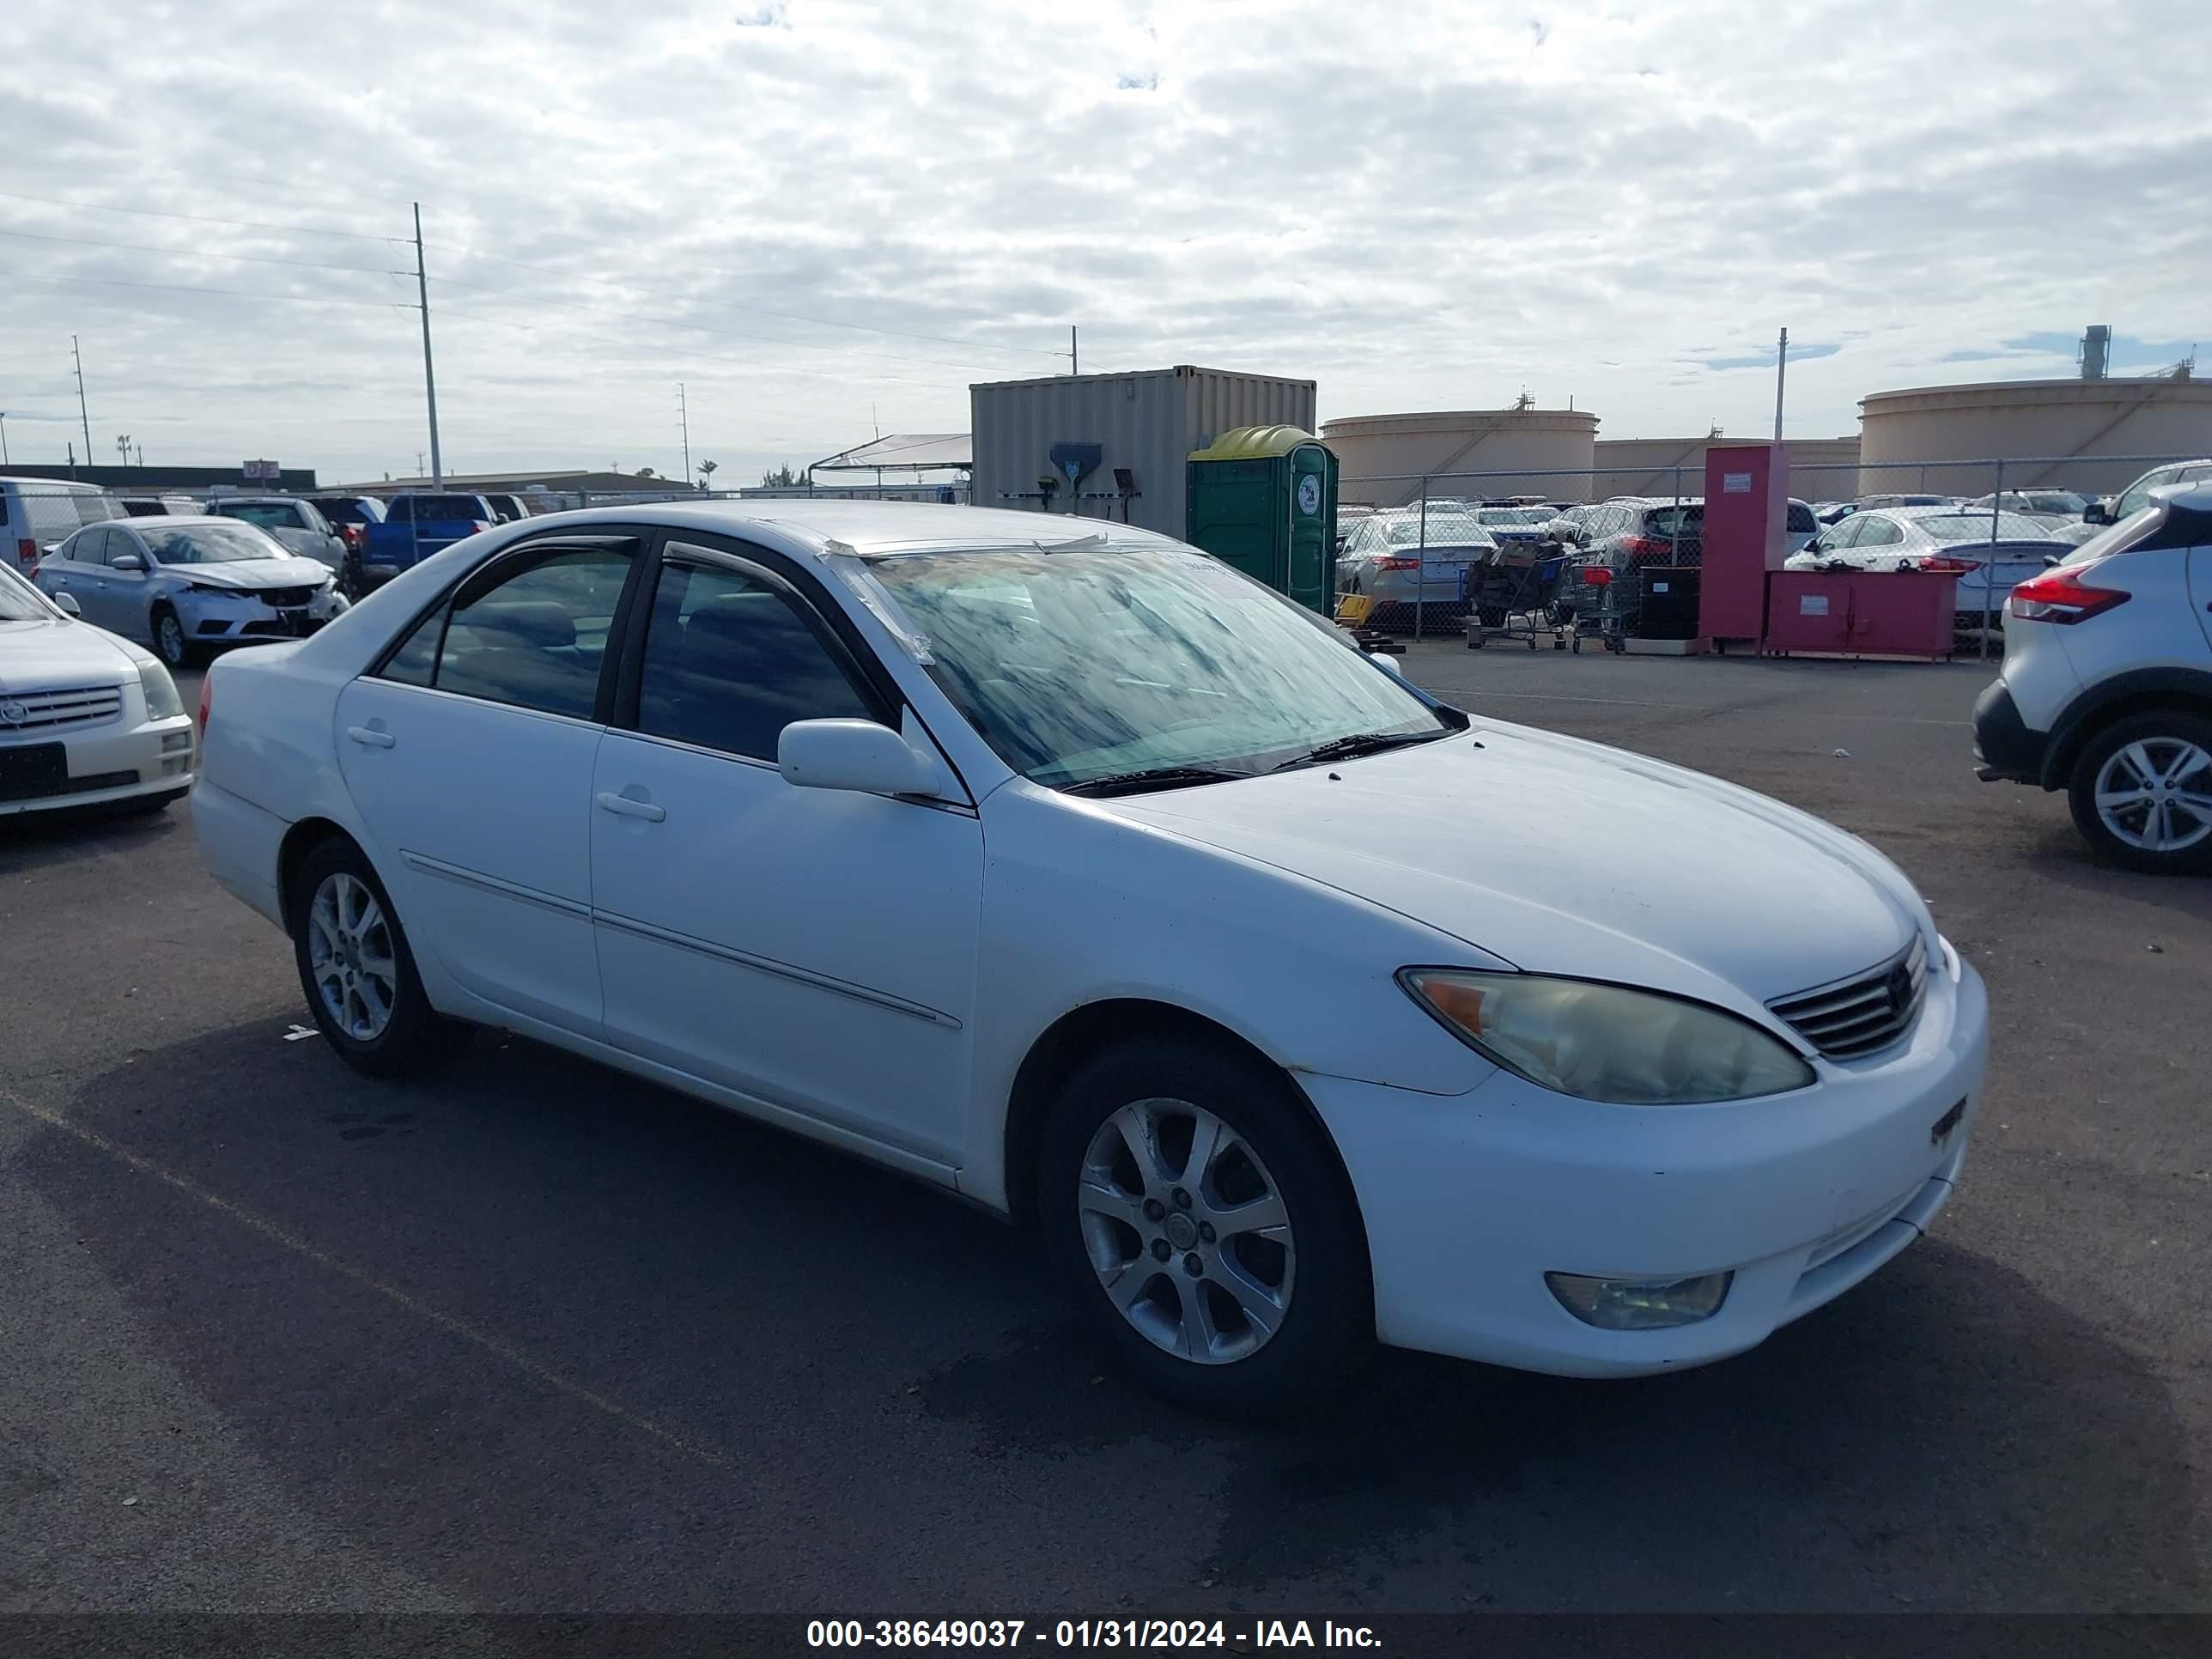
[0,562,57,621]
[139,524,283,564]
[1917,512,2046,544]
[865,543,1452,787]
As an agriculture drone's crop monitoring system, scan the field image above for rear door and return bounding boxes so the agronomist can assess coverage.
[333,532,643,1034]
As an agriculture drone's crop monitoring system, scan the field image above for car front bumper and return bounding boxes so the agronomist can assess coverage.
[0,700,197,817]
[1304,944,1989,1376]
[178,583,347,644]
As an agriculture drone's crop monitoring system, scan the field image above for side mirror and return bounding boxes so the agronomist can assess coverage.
[52,591,82,617]
[2082,501,2111,526]
[110,553,144,572]
[2042,554,2062,568]
[778,719,939,799]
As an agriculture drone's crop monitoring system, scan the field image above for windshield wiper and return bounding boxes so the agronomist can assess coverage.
[1058,765,1249,798]
[1273,729,1454,770]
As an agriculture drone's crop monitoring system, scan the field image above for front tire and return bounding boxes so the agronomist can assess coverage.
[1039,1036,1372,1419]
[150,604,200,670]
[2067,710,2212,874]
[289,836,472,1075]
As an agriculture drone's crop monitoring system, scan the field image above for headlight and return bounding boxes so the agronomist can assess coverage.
[132,657,185,720]
[1399,969,1816,1104]
[185,580,231,595]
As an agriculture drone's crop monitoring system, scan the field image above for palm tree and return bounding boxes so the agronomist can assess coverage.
[698,459,718,493]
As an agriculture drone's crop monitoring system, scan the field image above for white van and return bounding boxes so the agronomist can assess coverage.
[2,477,125,576]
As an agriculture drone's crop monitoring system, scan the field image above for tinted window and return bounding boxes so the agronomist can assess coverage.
[69,527,112,564]
[219,502,304,531]
[428,545,633,719]
[395,495,488,521]
[313,499,377,527]
[379,609,443,687]
[634,556,872,761]
[1856,517,1905,548]
[1786,501,1818,532]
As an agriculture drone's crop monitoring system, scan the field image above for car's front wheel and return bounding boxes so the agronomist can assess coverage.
[150,604,199,670]
[2067,710,2212,874]
[289,836,473,1075]
[1039,1035,1372,1419]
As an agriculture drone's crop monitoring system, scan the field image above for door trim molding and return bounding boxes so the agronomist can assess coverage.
[590,908,963,1029]
[401,850,593,920]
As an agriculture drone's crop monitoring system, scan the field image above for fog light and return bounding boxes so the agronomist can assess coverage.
[1546,1270,1732,1330]
[161,730,193,753]
[161,755,191,776]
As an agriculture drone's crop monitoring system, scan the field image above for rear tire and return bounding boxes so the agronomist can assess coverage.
[1038,1035,1372,1419]
[289,836,474,1076]
[2067,710,2212,875]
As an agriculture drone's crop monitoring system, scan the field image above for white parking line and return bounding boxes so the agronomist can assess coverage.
[0,1081,726,1468]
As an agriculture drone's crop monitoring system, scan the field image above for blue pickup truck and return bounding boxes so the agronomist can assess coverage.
[356,493,501,591]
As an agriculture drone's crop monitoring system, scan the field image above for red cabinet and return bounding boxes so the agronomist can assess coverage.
[1764,571,1956,659]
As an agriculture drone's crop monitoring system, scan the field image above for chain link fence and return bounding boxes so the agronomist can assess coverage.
[1336,451,2210,660]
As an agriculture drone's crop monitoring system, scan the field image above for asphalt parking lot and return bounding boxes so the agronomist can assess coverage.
[3,646,2209,1622]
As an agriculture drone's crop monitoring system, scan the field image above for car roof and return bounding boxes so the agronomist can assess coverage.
[502,500,1188,562]
[106,514,262,530]
[0,474,108,492]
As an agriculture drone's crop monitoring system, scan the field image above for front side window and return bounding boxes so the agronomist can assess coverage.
[866,543,1452,787]
[139,524,285,564]
[632,555,873,761]
[2114,468,2178,520]
[377,544,633,720]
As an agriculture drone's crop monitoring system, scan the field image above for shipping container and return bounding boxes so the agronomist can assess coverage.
[969,366,1317,541]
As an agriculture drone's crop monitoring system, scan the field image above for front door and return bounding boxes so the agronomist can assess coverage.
[332,535,641,1035]
[588,539,981,1161]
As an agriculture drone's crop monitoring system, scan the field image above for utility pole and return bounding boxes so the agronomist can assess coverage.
[678,382,691,487]
[72,335,93,467]
[413,203,443,489]
[1071,325,1079,377]
[133,441,143,466]
[117,434,132,468]
[1773,326,1789,443]
[0,412,9,466]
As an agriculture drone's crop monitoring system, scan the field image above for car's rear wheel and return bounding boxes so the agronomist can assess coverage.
[2067,710,2212,874]
[289,837,472,1075]
[1039,1035,1371,1419]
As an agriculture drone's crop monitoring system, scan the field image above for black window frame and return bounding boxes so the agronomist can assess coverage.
[366,530,652,726]
[609,535,898,747]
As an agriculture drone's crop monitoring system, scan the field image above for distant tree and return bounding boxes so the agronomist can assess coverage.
[636,466,657,478]
[698,459,719,491]
[759,463,805,488]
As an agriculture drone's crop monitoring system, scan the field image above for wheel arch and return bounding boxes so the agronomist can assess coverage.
[2042,668,2212,789]
[275,815,361,933]
[1000,997,1362,1236]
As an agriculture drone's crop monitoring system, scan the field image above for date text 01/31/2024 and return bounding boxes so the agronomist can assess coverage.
[806,1620,1382,1650]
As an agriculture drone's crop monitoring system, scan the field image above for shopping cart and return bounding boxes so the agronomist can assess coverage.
[1466,552,1575,650]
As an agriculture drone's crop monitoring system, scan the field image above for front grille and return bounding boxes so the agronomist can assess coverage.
[1770,937,1928,1060]
[254,586,315,608]
[0,683,124,733]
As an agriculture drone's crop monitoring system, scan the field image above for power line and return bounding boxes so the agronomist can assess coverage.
[0,225,406,279]
[0,189,397,244]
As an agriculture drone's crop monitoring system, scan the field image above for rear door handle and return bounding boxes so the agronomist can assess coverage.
[596,790,666,823]
[346,725,397,749]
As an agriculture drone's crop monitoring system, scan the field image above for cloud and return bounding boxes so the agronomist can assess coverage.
[0,0,2204,483]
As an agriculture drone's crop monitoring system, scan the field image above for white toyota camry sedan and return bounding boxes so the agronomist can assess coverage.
[192,502,1988,1416]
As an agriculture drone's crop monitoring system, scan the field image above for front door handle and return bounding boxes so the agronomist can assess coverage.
[596,790,666,823]
[346,725,397,749]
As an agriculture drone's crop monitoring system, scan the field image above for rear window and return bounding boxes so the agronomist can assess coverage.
[1919,513,2045,543]
[399,495,487,520]
[312,499,380,526]
[1642,504,1705,537]
[1786,501,1818,532]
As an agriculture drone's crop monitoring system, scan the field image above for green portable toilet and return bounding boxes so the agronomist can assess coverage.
[1185,425,1339,617]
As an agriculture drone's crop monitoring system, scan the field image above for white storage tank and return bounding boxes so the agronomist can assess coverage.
[969,366,1316,539]
[1589,436,1862,503]
[1319,407,1598,507]
[1858,377,2212,496]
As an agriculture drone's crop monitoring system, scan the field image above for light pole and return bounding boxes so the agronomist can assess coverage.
[0,411,9,466]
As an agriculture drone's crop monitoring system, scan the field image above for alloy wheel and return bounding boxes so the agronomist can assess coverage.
[1078,1097,1296,1364]
[2094,738,2212,853]
[307,872,398,1041]
[157,613,186,665]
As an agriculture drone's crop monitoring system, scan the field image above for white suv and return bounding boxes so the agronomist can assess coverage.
[1973,482,2212,872]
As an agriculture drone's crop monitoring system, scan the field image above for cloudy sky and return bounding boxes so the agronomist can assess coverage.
[3,0,2205,486]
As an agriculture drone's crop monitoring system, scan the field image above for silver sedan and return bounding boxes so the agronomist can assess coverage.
[1336,507,1499,623]
[1787,506,2063,627]
[36,516,348,669]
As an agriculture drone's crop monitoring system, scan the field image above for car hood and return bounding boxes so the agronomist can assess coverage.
[170,556,331,588]
[0,617,137,691]
[1104,724,1929,1012]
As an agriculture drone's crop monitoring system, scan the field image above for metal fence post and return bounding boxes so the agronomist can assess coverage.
[1982,459,2002,662]
[1415,480,1429,642]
